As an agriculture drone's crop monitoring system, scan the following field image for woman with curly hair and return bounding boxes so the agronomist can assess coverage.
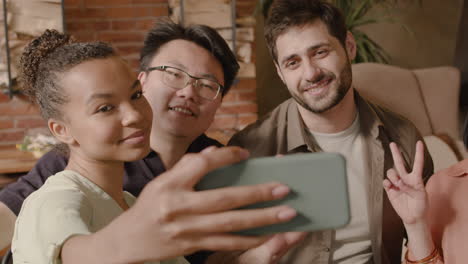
[10,29,186,264]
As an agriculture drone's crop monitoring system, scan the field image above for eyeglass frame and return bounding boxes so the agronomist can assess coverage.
[145,65,224,101]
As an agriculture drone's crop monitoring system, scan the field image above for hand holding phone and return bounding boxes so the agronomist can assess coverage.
[196,152,350,235]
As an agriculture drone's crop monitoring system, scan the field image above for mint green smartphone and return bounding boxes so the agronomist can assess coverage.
[195,152,350,235]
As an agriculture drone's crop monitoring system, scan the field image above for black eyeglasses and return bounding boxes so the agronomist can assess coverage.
[146,66,223,101]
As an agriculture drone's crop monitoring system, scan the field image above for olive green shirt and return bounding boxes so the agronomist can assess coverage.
[229,92,434,264]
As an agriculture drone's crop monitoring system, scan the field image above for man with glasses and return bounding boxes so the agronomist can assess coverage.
[136,20,234,171]
[147,66,223,101]
[0,19,303,263]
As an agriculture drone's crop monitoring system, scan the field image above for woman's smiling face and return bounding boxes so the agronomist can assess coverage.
[57,57,153,162]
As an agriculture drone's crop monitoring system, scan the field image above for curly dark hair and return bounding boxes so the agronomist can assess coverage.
[140,18,239,96]
[264,0,347,63]
[20,29,116,120]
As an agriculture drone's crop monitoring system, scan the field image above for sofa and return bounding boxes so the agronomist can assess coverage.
[352,62,464,171]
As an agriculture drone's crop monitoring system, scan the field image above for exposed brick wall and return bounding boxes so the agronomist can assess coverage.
[210,78,257,143]
[207,0,258,144]
[0,0,258,146]
[0,94,43,146]
[64,0,169,69]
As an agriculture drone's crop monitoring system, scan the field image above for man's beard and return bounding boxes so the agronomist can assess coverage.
[291,61,352,114]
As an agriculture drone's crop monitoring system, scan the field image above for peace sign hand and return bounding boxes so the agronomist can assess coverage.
[383,141,428,226]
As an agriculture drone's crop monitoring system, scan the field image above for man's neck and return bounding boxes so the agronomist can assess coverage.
[150,129,195,170]
[298,88,357,134]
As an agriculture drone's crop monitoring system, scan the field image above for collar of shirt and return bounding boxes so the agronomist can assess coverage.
[141,133,223,173]
[286,90,387,153]
[436,158,468,178]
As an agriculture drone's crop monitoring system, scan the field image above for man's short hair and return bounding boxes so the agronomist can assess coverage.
[140,18,239,95]
[264,0,348,63]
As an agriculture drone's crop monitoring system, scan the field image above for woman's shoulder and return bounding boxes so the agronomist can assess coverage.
[427,159,468,190]
[427,159,468,218]
[21,170,94,215]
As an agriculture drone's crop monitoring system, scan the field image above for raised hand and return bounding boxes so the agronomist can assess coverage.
[383,144,442,264]
[383,141,428,225]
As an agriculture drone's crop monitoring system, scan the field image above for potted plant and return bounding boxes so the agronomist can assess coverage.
[257,0,407,64]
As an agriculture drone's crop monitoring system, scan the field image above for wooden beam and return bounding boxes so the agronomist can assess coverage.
[218,27,254,42]
[169,0,232,28]
[10,0,63,35]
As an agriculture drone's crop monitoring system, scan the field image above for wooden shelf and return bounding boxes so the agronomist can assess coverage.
[0,145,38,175]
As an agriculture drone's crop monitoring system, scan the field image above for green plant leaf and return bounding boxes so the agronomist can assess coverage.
[352,29,390,64]
[346,0,373,23]
[349,18,378,29]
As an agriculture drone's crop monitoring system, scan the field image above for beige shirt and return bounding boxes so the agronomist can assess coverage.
[12,170,188,264]
[311,114,373,263]
[229,92,433,264]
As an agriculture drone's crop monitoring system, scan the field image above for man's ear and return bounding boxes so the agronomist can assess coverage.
[138,71,147,88]
[48,119,75,145]
[275,63,286,84]
[345,31,357,61]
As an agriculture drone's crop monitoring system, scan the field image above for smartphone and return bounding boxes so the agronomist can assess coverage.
[195,152,350,235]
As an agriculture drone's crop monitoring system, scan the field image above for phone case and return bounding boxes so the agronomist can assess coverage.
[195,152,350,235]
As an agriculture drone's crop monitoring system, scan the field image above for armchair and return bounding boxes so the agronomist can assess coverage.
[352,62,464,171]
